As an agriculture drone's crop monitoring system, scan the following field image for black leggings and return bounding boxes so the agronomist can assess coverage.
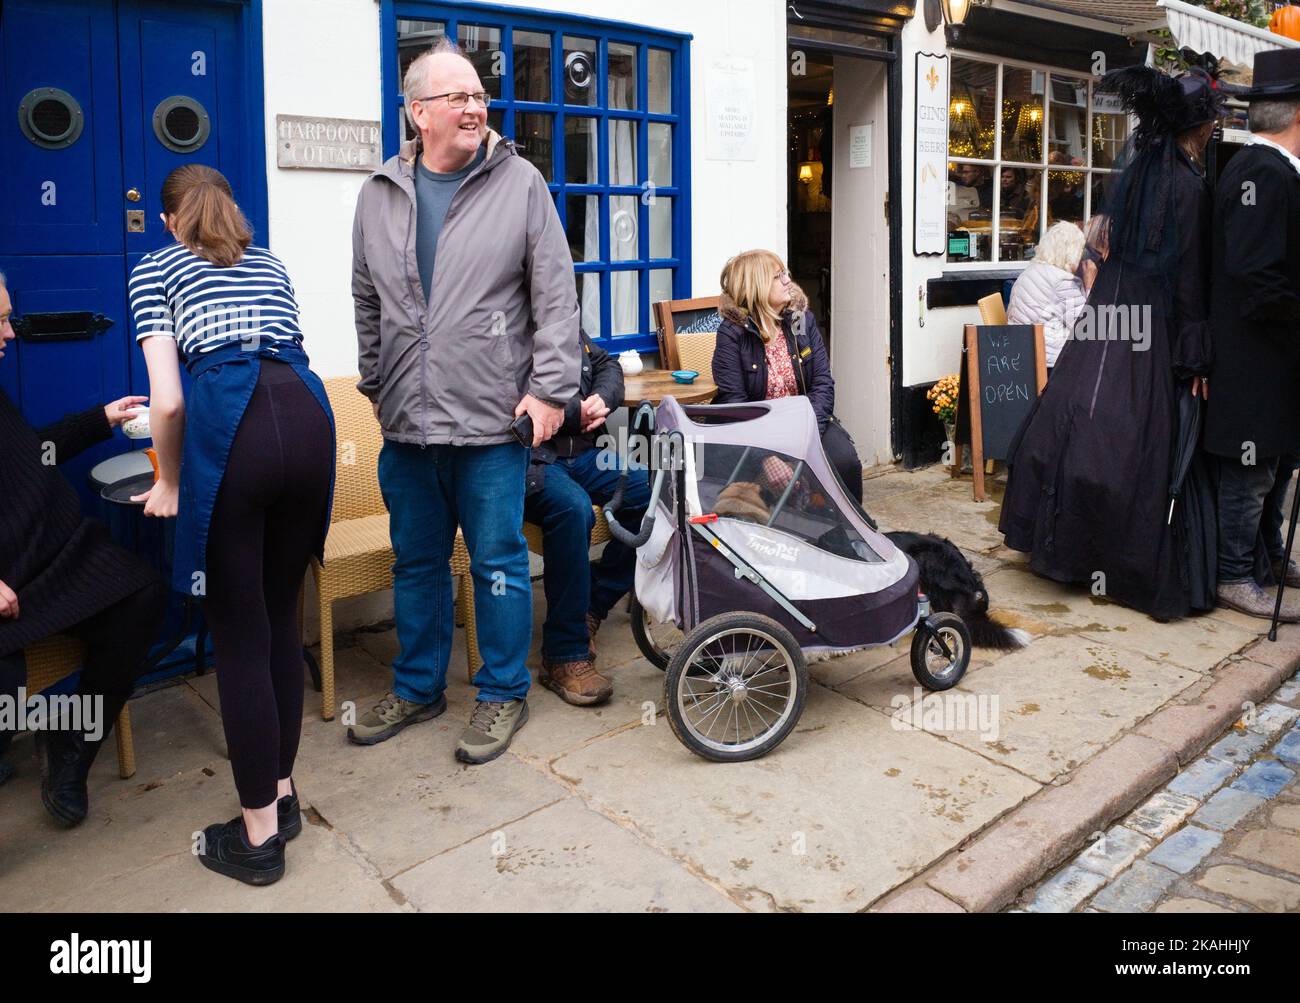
[202,362,332,810]
[0,579,167,755]
[821,419,864,503]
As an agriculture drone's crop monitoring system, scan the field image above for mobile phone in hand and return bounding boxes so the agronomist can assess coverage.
[510,414,534,448]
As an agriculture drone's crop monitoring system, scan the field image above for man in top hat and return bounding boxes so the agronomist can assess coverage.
[1204,49,1300,619]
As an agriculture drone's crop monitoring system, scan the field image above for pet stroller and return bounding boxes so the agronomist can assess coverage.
[604,397,972,763]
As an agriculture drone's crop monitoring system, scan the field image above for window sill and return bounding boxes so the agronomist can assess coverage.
[926,268,1024,309]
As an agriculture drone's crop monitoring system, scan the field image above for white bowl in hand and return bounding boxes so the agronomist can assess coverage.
[122,407,152,440]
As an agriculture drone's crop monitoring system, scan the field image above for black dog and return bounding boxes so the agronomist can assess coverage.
[886,531,1030,650]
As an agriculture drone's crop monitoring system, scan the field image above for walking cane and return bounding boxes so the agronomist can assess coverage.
[1269,470,1300,642]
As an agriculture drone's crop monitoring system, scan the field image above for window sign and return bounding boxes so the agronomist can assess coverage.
[915,52,950,257]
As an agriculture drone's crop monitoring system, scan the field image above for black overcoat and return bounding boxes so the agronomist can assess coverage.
[1204,142,1300,460]
[998,150,1216,620]
[0,391,160,657]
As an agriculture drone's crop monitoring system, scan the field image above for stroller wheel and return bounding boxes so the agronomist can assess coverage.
[665,613,808,763]
[910,613,971,691]
[630,597,683,671]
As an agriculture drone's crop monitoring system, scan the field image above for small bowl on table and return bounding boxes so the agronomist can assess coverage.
[671,371,700,385]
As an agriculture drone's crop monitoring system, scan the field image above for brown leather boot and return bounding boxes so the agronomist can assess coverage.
[541,658,613,707]
[586,612,603,660]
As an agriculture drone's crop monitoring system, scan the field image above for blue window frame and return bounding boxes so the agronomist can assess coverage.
[381,1,693,354]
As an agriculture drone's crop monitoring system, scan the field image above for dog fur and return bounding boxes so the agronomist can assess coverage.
[885,531,1030,650]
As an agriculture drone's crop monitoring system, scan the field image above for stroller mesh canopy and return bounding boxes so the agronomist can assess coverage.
[642,398,917,639]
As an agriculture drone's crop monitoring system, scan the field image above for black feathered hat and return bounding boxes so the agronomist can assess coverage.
[1099,66,1224,150]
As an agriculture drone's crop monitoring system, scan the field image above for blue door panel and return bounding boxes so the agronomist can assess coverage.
[120,0,243,251]
[0,0,123,255]
[1,254,132,505]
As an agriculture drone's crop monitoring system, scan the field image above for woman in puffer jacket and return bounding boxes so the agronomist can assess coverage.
[712,249,865,502]
[1007,221,1088,371]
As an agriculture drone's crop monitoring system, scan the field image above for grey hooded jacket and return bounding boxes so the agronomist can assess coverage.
[352,130,580,446]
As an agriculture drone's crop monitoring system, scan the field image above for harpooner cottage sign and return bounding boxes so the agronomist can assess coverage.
[276,115,382,172]
[913,53,950,257]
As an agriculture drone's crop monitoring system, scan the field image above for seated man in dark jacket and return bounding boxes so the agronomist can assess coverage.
[524,331,651,706]
[0,273,168,819]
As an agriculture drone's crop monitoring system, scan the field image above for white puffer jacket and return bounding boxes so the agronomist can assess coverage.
[1006,261,1086,368]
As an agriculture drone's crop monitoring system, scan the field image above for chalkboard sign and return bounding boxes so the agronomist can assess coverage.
[955,324,1046,502]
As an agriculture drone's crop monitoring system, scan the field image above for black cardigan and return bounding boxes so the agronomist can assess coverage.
[0,391,160,657]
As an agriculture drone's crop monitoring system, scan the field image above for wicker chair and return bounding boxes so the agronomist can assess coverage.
[310,377,475,720]
[653,296,721,381]
[23,635,135,779]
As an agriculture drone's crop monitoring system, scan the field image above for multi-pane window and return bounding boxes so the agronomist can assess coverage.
[387,3,691,352]
[946,55,1130,264]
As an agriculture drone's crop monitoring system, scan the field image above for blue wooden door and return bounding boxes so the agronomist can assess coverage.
[0,0,264,500]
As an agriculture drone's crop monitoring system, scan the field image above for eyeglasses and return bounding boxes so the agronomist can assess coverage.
[414,91,492,110]
[776,271,791,283]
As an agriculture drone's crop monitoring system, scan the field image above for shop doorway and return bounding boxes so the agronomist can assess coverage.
[787,42,892,466]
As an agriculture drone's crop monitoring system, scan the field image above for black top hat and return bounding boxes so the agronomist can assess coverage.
[1244,48,1300,100]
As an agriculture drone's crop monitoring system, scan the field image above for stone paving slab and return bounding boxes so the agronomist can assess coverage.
[292,710,571,880]
[1196,866,1300,911]
[981,567,1256,674]
[934,635,1198,784]
[1,764,253,911]
[551,685,1040,912]
[391,797,741,912]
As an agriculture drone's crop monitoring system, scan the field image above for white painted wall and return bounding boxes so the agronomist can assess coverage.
[261,0,384,380]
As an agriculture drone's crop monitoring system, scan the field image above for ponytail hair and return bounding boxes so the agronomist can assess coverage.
[160,164,252,267]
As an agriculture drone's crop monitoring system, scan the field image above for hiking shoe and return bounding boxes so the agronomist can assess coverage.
[455,700,529,765]
[586,612,603,660]
[278,782,302,841]
[198,817,286,887]
[347,691,447,747]
[1272,559,1300,589]
[1217,580,1300,622]
[541,658,613,707]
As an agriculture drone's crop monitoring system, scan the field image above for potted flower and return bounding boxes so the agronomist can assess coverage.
[928,374,961,446]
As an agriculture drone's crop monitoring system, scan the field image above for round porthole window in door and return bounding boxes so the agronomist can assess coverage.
[18,88,85,149]
[152,96,210,153]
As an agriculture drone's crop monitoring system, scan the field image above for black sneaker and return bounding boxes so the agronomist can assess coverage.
[198,817,286,886]
[278,783,302,841]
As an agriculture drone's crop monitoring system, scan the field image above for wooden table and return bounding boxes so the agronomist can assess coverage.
[623,369,716,407]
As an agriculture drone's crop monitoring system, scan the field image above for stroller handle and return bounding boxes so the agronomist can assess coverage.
[604,403,662,549]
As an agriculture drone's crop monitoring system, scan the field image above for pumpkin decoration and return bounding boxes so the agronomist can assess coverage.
[1270,3,1300,42]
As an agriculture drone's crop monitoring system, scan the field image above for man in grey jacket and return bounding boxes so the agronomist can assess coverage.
[350,38,580,764]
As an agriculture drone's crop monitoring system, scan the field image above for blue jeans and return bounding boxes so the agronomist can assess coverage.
[378,441,532,704]
[523,449,651,664]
